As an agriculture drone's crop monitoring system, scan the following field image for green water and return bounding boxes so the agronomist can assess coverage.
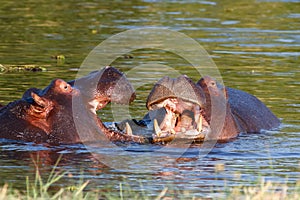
[0,0,299,198]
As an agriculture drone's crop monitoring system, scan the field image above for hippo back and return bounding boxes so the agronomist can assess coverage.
[227,87,280,132]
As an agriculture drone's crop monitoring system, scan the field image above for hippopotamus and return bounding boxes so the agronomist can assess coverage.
[114,75,209,143]
[116,75,280,143]
[0,66,146,145]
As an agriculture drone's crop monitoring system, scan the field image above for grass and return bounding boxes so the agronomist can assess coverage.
[0,176,299,200]
[0,157,299,200]
[0,156,97,200]
[226,179,300,200]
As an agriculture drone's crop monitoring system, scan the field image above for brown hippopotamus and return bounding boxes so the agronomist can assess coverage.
[0,66,146,145]
[114,75,209,143]
[197,76,280,133]
[118,75,280,143]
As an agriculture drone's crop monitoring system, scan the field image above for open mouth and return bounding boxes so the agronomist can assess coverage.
[86,96,211,144]
[81,69,211,144]
[148,97,211,142]
[87,96,151,144]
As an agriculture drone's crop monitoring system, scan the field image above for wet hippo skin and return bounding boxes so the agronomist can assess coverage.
[197,76,280,136]
[116,75,280,143]
[197,76,243,140]
[0,66,146,145]
[0,79,79,144]
[226,87,280,133]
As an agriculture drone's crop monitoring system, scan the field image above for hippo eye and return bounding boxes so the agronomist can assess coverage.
[210,81,216,86]
[64,85,68,90]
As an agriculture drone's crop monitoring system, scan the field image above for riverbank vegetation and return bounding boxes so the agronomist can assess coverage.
[0,168,299,200]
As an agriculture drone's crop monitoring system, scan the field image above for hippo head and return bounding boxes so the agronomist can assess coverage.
[2,78,83,144]
[196,76,229,139]
[15,66,140,144]
[145,75,210,142]
[196,76,227,123]
[24,79,77,133]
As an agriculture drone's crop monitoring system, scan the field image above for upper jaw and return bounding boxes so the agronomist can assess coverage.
[69,66,136,107]
[146,75,206,110]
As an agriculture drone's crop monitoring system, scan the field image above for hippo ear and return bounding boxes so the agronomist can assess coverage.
[29,92,53,119]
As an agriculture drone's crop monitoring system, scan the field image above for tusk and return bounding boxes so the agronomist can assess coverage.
[197,115,203,132]
[153,119,162,136]
[125,122,133,136]
[171,129,176,134]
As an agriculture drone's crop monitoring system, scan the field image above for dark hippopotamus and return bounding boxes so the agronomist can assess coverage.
[195,76,241,140]
[196,76,280,138]
[198,76,281,132]
[116,75,280,143]
[0,66,146,145]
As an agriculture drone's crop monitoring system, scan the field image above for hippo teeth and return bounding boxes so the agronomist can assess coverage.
[125,122,133,136]
[170,129,176,134]
[197,115,203,132]
[153,119,162,136]
[88,99,98,114]
[185,129,200,136]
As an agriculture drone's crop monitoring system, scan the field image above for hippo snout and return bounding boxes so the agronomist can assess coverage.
[70,66,136,109]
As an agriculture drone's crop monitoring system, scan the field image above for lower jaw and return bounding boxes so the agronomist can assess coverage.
[103,109,212,143]
[152,130,208,144]
[153,126,211,141]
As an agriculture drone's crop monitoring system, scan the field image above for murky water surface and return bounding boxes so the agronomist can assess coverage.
[0,0,299,198]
